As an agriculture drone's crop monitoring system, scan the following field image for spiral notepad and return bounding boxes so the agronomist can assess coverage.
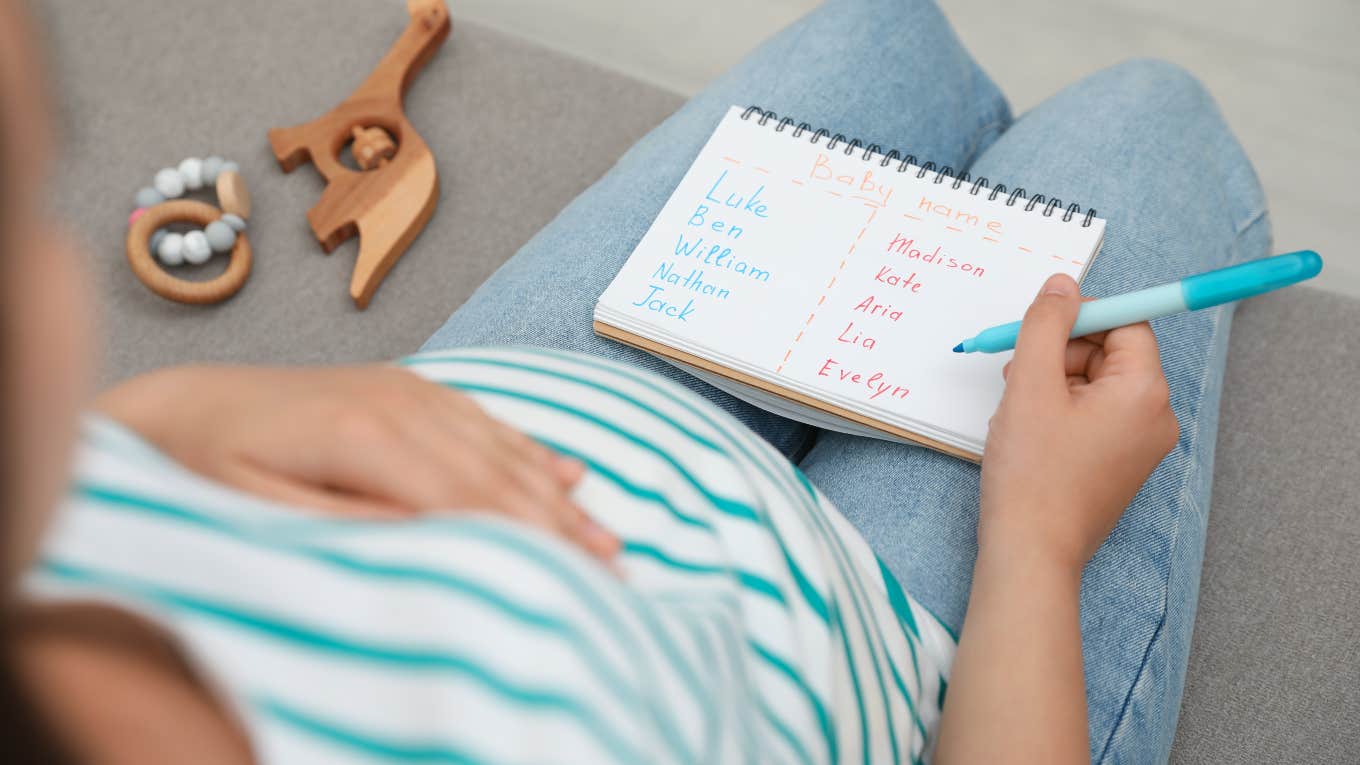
[595,105,1107,460]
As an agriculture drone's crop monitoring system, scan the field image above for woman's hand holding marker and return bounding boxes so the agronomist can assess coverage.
[980,273,1179,572]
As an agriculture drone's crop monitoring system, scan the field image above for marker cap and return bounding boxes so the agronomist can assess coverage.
[1182,250,1323,311]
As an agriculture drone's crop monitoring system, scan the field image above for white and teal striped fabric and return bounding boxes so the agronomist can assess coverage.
[26,347,955,764]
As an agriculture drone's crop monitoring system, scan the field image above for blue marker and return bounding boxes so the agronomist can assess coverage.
[953,250,1323,354]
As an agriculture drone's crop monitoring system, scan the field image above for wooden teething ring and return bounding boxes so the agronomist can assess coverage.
[126,200,252,304]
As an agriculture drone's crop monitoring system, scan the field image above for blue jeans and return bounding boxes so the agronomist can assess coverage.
[422,0,1270,760]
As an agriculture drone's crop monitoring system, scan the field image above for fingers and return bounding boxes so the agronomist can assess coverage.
[421,383,619,561]
[471,419,615,558]
[1007,273,1083,395]
[221,459,411,518]
[486,434,619,560]
[1003,338,1104,381]
[1085,320,1173,437]
[1088,321,1162,381]
[1001,321,1159,387]
[306,406,477,512]
[483,414,579,488]
[1065,339,1105,379]
[553,456,587,485]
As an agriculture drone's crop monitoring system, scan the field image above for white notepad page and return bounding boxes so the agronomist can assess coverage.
[596,106,1106,458]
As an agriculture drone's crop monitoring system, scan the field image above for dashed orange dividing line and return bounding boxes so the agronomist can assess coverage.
[824,190,843,198]
[1070,259,1083,266]
[791,178,805,186]
[1050,255,1063,261]
[945,225,962,233]
[775,207,878,373]
[903,213,922,221]
[722,156,740,164]
[983,236,999,243]
[753,166,771,174]
[1018,246,1033,253]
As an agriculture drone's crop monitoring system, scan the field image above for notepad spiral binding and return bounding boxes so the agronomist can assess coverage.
[741,106,1097,227]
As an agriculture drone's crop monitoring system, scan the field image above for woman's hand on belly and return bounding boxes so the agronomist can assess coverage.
[93,364,620,561]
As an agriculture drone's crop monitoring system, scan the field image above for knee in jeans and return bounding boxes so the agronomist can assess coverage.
[1100,58,1214,115]
[1107,58,1265,234]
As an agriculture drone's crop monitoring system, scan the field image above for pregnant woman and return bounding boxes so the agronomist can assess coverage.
[0,0,1266,762]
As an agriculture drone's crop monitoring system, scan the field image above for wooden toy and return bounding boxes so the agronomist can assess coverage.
[127,200,252,304]
[217,169,252,219]
[267,0,451,309]
[126,157,253,304]
[351,126,398,171]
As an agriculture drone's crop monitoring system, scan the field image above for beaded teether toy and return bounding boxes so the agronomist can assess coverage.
[125,156,253,304]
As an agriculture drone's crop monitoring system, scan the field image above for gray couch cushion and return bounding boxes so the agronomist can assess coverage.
[1171,288,1360,763]
[42,0,1360,761]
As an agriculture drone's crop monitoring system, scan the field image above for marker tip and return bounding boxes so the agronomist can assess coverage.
[952,343,965,353]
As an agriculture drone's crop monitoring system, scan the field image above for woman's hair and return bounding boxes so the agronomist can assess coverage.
[0,661,70,763]
[0,25,76,762]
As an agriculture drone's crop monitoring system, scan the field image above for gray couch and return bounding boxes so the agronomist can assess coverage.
[44,1,1360,761]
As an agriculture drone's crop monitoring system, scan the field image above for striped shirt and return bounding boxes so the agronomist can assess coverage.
[26,347,955,764]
